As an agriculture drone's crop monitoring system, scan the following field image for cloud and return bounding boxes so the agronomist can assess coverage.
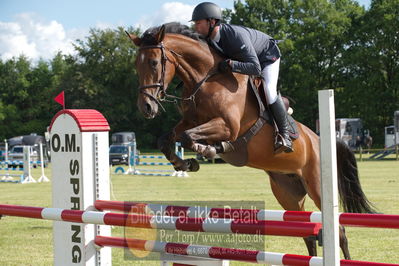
[0,13,79,62]
[134,2,195,31]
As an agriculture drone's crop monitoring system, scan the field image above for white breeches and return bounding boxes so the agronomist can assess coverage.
[261,58,280,104]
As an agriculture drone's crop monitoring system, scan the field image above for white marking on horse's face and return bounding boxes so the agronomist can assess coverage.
[139,53,145,64]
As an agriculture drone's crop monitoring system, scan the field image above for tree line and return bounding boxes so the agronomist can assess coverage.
[0,0,397,148]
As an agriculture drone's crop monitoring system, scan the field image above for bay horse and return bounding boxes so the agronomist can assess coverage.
[126,23,376,259]
[356,133,373,151]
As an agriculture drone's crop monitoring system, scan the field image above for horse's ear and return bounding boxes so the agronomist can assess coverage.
[155,25,166,43]
[125,31,141,46]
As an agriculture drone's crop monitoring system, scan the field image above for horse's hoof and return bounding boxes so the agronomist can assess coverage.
[185,158,200,172]
[173,160,188,172]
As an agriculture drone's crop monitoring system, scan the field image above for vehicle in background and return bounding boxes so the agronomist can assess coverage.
[8,145,46,168]
[6,134,49,156]
[3,133,49,166]
[9,145,36,161]
[111,132,135,145]
[109,145,130,166]
[316,118,371,150]
[385,125,399,149]
[109,132,137,166]
[335,118,364,148]
[383,111,399,149]
[7,136,24,148]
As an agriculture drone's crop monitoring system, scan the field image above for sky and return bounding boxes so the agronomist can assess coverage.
[0,0,371,62]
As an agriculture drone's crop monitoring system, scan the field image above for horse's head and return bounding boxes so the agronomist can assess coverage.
[127,25,179,119]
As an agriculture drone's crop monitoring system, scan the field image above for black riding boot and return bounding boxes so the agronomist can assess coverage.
[270,96,294,153]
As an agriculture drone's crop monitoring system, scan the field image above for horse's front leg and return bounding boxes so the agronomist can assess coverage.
[180,117,233,159]
[157,124,200,172]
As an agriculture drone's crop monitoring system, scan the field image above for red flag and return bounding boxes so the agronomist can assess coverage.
[54,91,65,109]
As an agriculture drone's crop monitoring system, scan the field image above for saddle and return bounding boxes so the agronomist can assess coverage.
[218,76,299,166]
[249,76,299,139]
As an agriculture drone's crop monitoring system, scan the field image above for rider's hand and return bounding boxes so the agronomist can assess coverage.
[218,59,231,73]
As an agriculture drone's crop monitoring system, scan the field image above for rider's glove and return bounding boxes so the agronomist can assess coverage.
[218,59,231,73]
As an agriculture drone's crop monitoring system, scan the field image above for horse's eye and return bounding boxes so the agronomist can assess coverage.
[149,59,159,69]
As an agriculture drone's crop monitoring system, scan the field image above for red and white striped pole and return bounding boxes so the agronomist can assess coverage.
[95,200,399,229]
[94,235,399,266]
[95,235,322,265]
[0,204,321,238]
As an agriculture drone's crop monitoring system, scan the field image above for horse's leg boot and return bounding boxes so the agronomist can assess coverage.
[270,95,294,153]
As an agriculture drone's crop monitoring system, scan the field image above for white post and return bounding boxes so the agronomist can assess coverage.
[318,90,340,266]
[126,145,131,174]
[126,142,137,175]
[37,143,50,182]
[175,142,184,159]
[4,139,8,163]
[132,139,141,175]
[174,142,188,178]
[50,109,111,266]
[22,146,36,183]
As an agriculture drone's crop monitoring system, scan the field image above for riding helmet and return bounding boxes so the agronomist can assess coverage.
[191,2,222,21]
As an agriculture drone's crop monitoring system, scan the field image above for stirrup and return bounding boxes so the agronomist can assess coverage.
[274,134,294,154]
[274,144,293,154]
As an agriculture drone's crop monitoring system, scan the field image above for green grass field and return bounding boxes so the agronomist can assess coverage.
[0,158,398,265]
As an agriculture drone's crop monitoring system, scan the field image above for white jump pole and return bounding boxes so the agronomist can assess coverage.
[22,146,36,183]
[126,140,139,175]
[123,139,188,177]
[37,143,50,182]
[49,109,111,266]
[318,90,339,266]
[4,139,8,163]
[174,142,189,177]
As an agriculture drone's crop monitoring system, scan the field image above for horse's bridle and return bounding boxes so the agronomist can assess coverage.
[138,42,180,111]
[137,42,218,112]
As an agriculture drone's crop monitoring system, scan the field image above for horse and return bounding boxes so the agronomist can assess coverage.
[126,22,376,259]
[356,131,373,152]
[363,135,373,150]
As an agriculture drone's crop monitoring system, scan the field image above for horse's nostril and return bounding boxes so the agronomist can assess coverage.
[145,103,152,114]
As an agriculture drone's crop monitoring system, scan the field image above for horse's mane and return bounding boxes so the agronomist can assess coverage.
[141,22,206,45]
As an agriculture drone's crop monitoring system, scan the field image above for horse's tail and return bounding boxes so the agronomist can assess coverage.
[336,138,377,213]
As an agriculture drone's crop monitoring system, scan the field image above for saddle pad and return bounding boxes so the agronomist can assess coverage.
[287,115,299,140]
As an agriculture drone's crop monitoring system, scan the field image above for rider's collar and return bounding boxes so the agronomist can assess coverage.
[212,25,221,42]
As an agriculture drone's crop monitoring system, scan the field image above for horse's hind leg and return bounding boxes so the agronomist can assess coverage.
[339,225,350,260]
[267,171,318,256]
[301,166,351,260]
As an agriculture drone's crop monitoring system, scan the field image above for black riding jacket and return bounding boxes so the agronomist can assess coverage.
[209,23,281,76]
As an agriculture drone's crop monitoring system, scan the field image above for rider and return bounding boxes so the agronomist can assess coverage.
[191,2,293,154]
